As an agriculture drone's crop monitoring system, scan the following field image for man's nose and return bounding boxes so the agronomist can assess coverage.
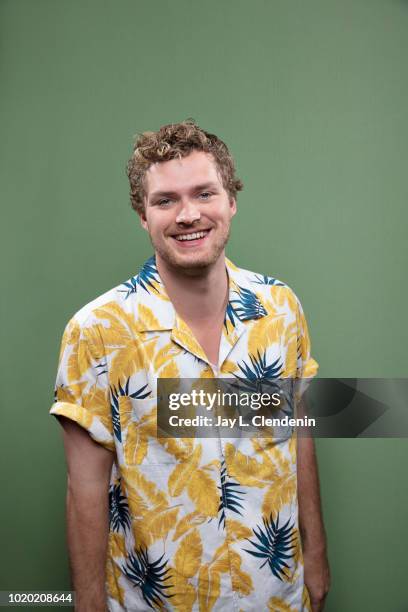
[175,199,201,225]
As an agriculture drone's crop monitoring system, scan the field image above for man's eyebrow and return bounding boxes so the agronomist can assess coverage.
[148,182,220,200]
[191,182,219,192]
[148,189,179,200]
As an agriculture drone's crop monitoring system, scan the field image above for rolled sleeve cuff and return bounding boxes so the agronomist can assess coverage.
[50,401,115,452]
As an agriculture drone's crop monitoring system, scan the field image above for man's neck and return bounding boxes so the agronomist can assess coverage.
[155,253,229,326]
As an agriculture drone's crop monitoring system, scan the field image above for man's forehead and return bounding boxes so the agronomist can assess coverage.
[145,151,221,195]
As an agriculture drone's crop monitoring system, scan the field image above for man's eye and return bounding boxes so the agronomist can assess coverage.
[157,198,172,206]
[199,192,212,200]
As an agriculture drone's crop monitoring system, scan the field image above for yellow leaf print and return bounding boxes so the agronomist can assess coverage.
[225,519,252,541]
[210,542,230,574]
[174,529,203,578]
[76,405,93,430]
[220,359,238,374]
[82,387,112,433]
[225,443,274,487]
[58,319,77,362]
[251,439,296,517]
[106,557,125,606]
[199,366,214,379]
[154,342,182,371]
[284,321,297,345]
[55,382,86,403]
[67,338,92,383]
[269,285,289,308]
[172,511,208,542]
[160,359,180,380]
[120,398,156,465]
[267,596,298,612]
[109,532,126,559]
[187,469,219,518]
[168,569,196,612]
[93,302,146,383]
[168,445,202,497]
[172,318,207,363]
[141,335,159,363]
[248,314,284,357]
[261,472,296,518]
[198,564,221,612]
[144,504,180,543]
[122,466,168,517]
[82,324,117,360]
[202,459,221,472]
[109,345,146,389]
[291,527,301,568]
[283,337,297,377]
[138,303,160,331]
[126,430,148,465]
[289,432,297,465]
[94,302,138,342]
[158,437,194,462]
[230,550,253,597]
[302,358,318,379]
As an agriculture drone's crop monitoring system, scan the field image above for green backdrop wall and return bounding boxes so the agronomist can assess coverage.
[1,1,407,610]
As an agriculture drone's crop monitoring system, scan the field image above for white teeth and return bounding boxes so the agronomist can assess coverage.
[175,231,208,241]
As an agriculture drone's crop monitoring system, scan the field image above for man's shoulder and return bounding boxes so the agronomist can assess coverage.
[228,259,303,314]
[231,262,284,286]
[228,259,291,293]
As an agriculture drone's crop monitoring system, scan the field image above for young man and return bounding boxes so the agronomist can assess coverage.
[51,120,330,611]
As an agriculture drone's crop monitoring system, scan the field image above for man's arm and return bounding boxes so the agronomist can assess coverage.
[297,434,330,612]
[59,417,114,612]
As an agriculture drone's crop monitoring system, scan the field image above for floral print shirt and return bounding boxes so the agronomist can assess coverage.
[50,256,318,612]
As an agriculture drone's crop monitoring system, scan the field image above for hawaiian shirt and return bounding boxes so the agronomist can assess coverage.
[50,256,318,612]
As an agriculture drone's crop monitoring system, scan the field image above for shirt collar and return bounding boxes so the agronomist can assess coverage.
[125,255,269,333]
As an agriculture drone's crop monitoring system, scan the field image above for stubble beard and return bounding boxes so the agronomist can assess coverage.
[149,225,231,271]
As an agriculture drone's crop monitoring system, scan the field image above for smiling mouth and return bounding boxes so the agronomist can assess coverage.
[172,229,211,243]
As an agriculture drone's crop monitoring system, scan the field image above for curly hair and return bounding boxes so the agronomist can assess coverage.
[126,119,243,214]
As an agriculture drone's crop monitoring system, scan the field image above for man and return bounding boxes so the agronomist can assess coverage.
[51,120,330,611]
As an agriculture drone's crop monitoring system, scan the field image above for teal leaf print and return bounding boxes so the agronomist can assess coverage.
[110,379,151,441]
[243,513,296,581]
[218,460,245,528]
[109,387,122,443]
[109,481,131,532]
[230,286,267,321]
[252,274,284,287]
[119,256,160,298]
[122,548,173,609]
[233,350,282,394]
[224,301,238,329]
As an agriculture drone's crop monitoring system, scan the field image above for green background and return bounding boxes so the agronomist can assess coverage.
[1,0,407,610]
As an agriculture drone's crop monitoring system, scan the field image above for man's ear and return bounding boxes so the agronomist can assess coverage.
[230,197,237,217]
[138,209,148,231]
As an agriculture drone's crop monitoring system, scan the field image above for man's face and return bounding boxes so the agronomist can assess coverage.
[140,150,236,271]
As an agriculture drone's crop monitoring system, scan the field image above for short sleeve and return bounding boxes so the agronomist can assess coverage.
[295,296,319,379]
[294,295,318,403]
[50,316,115,452]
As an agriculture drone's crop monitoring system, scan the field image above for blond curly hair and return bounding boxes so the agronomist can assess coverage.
[126,119,243,214]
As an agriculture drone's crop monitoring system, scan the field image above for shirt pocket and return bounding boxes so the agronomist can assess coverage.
[119,395,178,466]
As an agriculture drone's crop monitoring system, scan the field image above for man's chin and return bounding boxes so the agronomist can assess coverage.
[154,245,224,271]
[164,252,216,270]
